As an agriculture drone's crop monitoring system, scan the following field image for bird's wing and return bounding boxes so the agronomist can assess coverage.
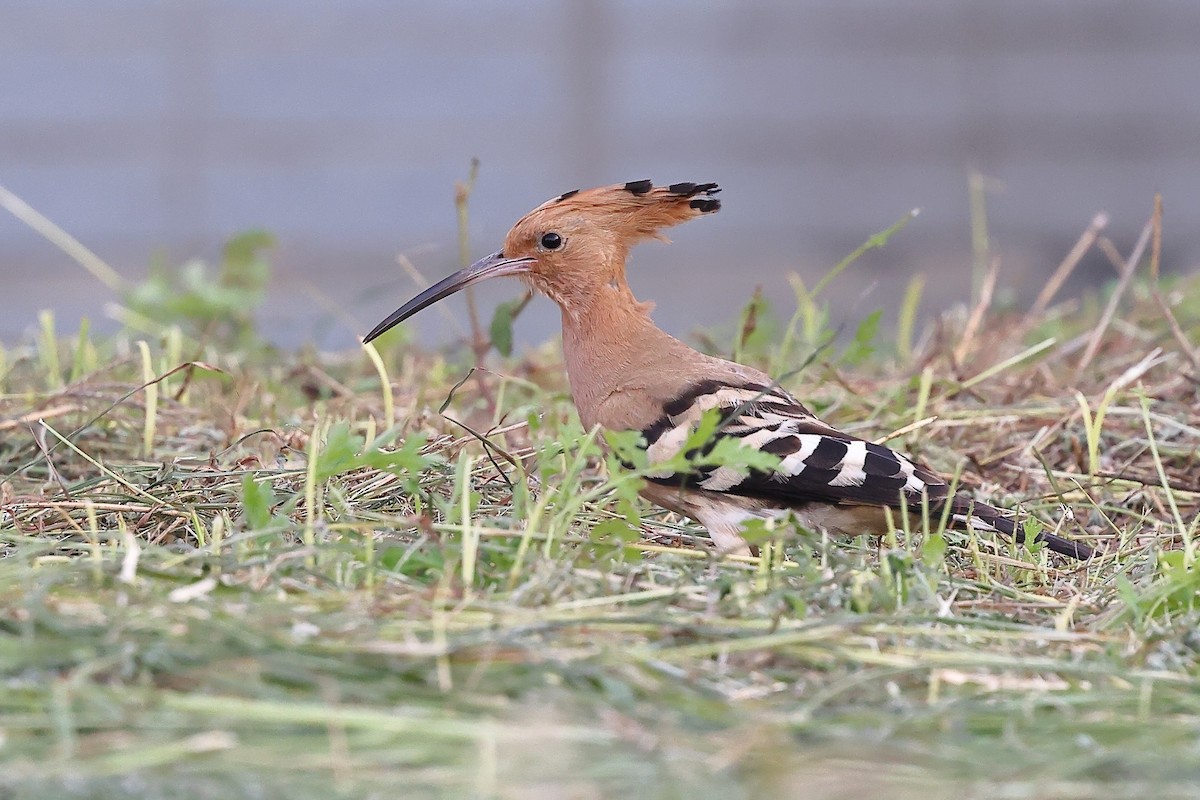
[639,378,948,511]
[636,378,1094,559]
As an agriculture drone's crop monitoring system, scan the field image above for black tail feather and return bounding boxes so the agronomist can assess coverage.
[1034,530,1095,560]
[949,497,1094,561]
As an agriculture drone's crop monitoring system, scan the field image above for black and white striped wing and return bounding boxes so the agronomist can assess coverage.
[638,378,1094,559]
[641,379,946,510]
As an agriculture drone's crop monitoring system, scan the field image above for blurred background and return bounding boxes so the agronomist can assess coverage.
[2,0,1197,349]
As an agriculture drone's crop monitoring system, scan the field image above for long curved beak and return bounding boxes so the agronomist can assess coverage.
[363,251,535,343]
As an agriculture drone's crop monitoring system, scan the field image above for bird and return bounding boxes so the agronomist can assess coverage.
[364,180,1093,561]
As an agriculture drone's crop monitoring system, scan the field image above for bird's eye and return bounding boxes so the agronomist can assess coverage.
[540,232,563,251]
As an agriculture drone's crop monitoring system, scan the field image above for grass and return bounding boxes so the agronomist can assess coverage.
[2,191,1200,799]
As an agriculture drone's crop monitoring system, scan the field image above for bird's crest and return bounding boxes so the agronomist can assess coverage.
[520,180,721,245]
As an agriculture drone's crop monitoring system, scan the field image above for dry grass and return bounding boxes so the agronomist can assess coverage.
[2,202,1199,799]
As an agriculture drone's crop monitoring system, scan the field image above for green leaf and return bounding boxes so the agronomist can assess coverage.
[222,229,276,290]
[119,230,274,347]
[610,407,783,487]
[312,422,364,483]
[241,473,275,530]
[488,299,522,357]
[922,530,948,565]
[603,428,650,471]
[680,408,723,456]
[586,498,643,564]
[310,423,433,485]
[1157,550,1200,614]
[1019,518,1046,553]
[704,436,783,474]
[841,309,882,366]
[737,518,775,546]
[362,434,432,476]
[1115,575,1143,626]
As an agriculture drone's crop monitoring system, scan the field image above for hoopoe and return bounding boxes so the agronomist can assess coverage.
[365,180,1093,561]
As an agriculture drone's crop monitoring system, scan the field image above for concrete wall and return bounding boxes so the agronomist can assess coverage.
[2,1,1197,346]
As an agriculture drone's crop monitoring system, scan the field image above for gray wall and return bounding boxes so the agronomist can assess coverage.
[2,1,1197,347]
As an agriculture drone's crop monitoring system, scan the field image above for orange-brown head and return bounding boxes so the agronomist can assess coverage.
[363,180,720,341]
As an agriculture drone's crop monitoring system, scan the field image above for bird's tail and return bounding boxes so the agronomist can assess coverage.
[944,495,1093,560]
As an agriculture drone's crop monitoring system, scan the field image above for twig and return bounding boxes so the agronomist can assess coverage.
[0,183,127,292]
[453,159,500,414]
[29,423,71,496]
[1025,212,1108,321]
[873,415,938,445]
[7,500,189,515]
[1145,194,1199,369]
[1096,237,1129,275]
[954,256,998,365]
[454,158,484,356]
[0,404,79,432]
[1073,219,1154,379]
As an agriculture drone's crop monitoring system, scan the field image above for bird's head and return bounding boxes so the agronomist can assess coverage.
[363,180,720,342]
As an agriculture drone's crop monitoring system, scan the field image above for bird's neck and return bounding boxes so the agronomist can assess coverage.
[559,280,699,431]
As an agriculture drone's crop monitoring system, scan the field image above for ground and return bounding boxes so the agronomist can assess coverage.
[1,215,1199,799]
